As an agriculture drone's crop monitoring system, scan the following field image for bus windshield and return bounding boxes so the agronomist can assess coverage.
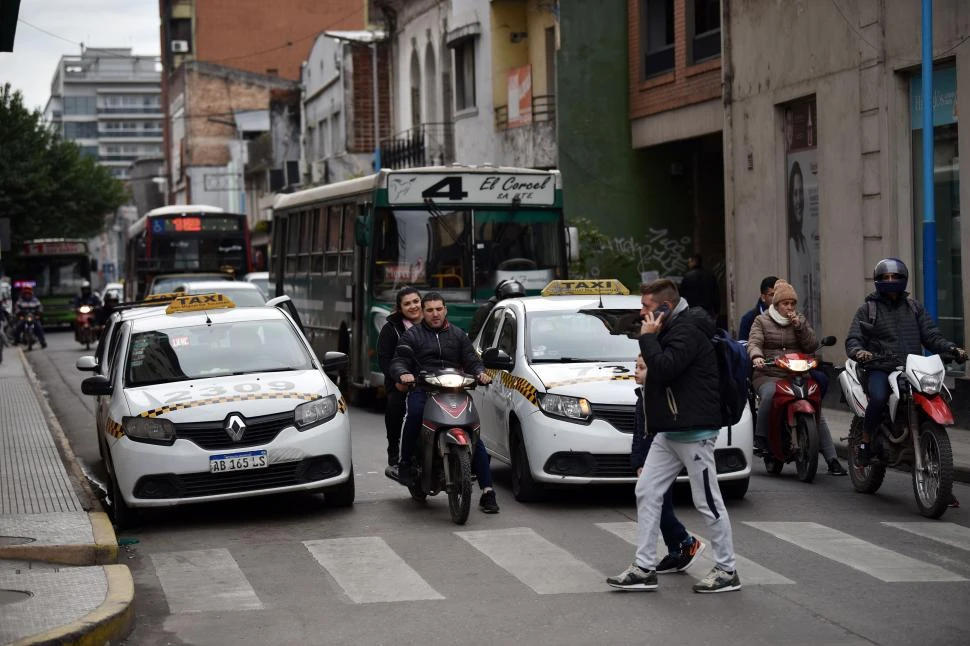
[22,256,88,297]
[372,207,565,301]
[150,236,247,273]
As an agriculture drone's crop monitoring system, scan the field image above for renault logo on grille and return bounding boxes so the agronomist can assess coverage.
[225,414,247,442]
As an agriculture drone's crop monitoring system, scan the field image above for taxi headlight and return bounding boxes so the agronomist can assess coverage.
[914,370,943,395]
[537,393,592,422]
[295,395,337,429]
[122,416,175,445]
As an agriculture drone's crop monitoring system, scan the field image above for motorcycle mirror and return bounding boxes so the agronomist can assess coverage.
[820,336,837,347]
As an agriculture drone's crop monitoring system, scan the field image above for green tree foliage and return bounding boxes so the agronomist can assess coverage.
[0,83,127,247]
[567,216,641,288]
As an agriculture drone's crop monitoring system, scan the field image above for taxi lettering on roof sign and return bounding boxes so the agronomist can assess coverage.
[143,292,181,303]
[540,279,629,297]
[165,292,236,314]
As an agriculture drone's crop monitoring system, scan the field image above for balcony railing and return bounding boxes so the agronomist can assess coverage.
[99,131,162,138]
[380,122,455,170]
[494,94,556,130]
[98,107,162,114]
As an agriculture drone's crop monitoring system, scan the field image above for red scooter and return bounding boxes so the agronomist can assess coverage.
[761,336,837,483]
[74,304,96,350]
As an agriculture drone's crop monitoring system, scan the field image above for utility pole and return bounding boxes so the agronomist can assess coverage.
[921,0,937,318]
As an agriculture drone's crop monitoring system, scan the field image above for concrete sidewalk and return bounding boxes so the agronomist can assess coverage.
[0,349,133,646]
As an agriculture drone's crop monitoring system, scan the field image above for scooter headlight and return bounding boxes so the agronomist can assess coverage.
[538,393,592,422]
[913,370,943,395]
[295,395,337,429]
[425,373,474,388]
[79,305,93,314]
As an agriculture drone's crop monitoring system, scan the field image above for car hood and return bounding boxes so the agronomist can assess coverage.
[123,370,332,421]
[530,362,638,404]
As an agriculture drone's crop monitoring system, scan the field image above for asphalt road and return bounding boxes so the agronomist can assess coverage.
[28,330,970,646]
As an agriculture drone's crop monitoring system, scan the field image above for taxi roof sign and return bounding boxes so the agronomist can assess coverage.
[165,293,236,315]
[143,292,182,303]
[540,279,629,297]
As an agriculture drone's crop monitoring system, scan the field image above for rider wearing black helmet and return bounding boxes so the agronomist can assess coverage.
[845,258,968,466]
[467,279,526,341]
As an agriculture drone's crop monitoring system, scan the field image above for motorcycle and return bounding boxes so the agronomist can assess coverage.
[838,350,964,518]
[759,336,837,483]
[18,311,39,351]
[75,304,97,350]
[384,368,480,525]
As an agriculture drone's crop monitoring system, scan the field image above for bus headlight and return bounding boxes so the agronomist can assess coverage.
[538,393,592,422]
[295,395,337,429]
[122,416,176,445]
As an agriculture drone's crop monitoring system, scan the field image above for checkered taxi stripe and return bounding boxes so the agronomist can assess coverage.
[106,419,124,438]
[485,369,539,406]
[138,392,324,419]
[338,397,347,414]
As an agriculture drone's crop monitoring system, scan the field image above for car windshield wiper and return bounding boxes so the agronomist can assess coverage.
[530,357,592,364]
[231,367,300,375]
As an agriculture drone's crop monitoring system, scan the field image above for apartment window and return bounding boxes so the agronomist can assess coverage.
[80,146,98,158]
[691,0,721,63]
[455,39,476,111]
[640,0,674,79]
[319,119,329,158]
[63,96,96,115]
[63,121,98,139]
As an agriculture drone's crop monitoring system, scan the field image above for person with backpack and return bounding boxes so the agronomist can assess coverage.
[845,258,967,466]
[748,279,847,475]
[607,279,740,594]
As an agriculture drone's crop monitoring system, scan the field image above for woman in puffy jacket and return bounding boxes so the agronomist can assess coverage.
[376,286,422,467]
[747,280,846,476]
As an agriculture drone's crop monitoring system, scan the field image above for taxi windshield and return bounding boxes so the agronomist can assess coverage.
[527,310,641,363]
[126,320,313,386]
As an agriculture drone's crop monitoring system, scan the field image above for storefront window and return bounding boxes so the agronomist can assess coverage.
[911,65,964,364]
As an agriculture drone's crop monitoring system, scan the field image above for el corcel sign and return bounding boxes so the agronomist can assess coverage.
[386,172,556,206]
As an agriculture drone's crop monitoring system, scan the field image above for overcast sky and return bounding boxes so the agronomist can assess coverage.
[0,1,160,112]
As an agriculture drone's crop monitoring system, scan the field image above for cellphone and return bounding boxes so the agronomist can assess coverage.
[654,303,671,318]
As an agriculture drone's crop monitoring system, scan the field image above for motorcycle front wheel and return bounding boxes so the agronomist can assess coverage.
[848,417,886,494]
[794,414,820,483]
[447,448,472,525]
[912,421,954,519]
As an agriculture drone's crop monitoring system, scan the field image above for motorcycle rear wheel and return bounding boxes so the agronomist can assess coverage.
[848,417,886,494]
[447,448,472,525]
[794,414,820,483]
[912,421,954,519]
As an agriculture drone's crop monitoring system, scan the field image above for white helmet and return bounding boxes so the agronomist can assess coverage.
[80,280,91,289]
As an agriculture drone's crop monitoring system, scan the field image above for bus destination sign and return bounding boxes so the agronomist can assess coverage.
[22,241,87,256]
[386,173,556,206]
[153,216,242,234]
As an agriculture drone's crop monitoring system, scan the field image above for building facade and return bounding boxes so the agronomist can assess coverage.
[44,48,163,180]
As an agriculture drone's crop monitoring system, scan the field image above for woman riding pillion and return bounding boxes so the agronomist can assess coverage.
[747,280,846,475]
[377,286,423,468]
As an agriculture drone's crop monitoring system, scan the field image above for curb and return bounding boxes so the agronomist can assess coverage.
[0,513,119,566]
[10,564,135,646]
[17,349,100,513]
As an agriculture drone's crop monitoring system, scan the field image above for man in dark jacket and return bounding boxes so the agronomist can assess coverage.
[845,258,967,465]
[738,275,778,341]
[678,253,720,320]
[377,287,422,467]
[608,279,740,594]
[389,292,499,513]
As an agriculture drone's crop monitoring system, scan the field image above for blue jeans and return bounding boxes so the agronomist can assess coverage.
[864,370,891,437]
[401,389,494,489]
[660,485,690,553]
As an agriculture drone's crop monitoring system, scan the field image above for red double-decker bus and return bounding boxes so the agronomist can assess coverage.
[125,205,252,299]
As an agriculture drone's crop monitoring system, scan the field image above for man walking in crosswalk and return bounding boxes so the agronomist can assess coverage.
[607,279,741,593]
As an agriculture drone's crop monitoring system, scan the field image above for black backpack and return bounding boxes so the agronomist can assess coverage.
[711,329,750,428]
[867,298,920,325]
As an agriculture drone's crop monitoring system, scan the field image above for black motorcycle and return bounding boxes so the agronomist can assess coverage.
[18,311,39,351]
[385,368,481,525]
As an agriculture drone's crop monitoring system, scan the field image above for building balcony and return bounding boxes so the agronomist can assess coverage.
[97,107,163,115]
[380,122,455,170]
[493,94,557,168]
[494,94,556,130]
[99,131,163,138]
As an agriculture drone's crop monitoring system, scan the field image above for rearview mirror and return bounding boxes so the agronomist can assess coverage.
[566,226,580,263]
[322,351,349,375]
[76,356,98,372]
[482,347,513,371]
[81,375,113,396]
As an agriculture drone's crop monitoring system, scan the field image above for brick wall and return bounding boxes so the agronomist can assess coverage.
[628,0,722,119]
[349,42,392,153]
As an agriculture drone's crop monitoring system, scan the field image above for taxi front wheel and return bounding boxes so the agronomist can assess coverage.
[511,428,544,503]
[324,471,355,507]
[108,470,138,529]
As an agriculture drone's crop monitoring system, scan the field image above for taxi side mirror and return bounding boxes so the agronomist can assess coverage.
[482,347,513,371]
[81,375,113,396]
[322,351,349,376]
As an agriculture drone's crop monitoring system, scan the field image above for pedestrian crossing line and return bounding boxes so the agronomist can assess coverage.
[595,522,794,585]
[882,522,970,552]
[150,548,264,614]
[746,522,967,583]
[455,527,605,594]
[303,536,444,603]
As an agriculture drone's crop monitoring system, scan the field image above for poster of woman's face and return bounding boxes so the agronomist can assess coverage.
[788,161,804,229]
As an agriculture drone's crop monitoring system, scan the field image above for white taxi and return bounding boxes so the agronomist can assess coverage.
[77,293,353,527]
[471,279,752,502]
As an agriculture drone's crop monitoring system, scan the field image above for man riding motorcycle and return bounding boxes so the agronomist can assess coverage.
[72,280,101,309]
[845,258,968,466]
[13,285,47,348]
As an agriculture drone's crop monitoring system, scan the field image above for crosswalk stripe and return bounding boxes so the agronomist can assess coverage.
[883,522,970,552]
[303,537,444,603]
[150,548,263,614]
[746,521,967,583]
[456,527,605,594]
[596,521,794,585]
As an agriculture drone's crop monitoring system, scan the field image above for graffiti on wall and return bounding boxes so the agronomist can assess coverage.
[602,228,692,276]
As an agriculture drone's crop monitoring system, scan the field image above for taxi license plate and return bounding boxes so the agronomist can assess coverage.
[209,450,268,473]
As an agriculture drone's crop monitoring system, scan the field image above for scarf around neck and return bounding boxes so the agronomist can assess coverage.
[768,304,790,327]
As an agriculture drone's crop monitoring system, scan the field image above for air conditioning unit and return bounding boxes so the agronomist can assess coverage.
[171,40,190,53]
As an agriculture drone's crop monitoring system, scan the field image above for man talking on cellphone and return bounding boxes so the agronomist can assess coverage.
[607,279,741,594]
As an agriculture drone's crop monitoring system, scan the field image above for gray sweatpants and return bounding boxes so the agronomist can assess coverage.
[634,433,737,572]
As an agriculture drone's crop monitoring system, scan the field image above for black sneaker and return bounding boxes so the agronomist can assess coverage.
[397,461,415,487]
[479,490,499,514]
[856,442,871,467]
[753,437,770,457]
[827,458,847,476]
[658,536,706,573]
[606,564,658,590]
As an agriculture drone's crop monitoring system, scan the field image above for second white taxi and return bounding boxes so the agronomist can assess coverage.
[77,293,353,527]
[471,279,753,502]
